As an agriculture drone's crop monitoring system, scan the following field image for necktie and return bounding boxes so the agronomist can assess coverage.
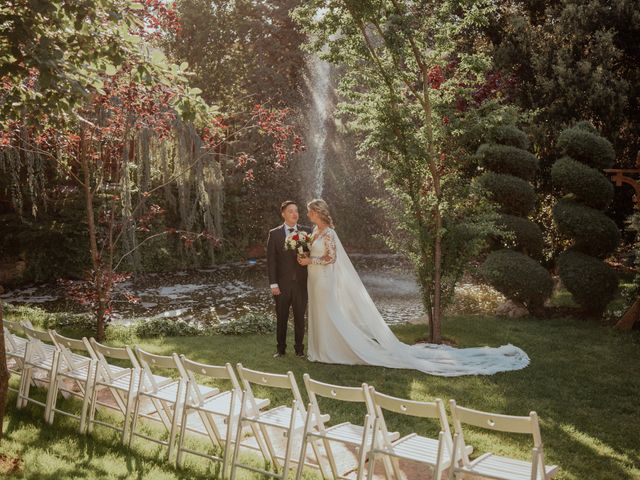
[288,227,294,233]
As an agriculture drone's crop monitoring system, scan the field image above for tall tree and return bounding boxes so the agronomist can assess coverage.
[295,0,511,343]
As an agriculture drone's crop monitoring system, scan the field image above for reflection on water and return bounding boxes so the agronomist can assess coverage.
[1,254,424,325]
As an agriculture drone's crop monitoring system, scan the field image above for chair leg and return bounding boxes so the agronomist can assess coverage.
[123,388,136,445]
[17,366,31,409]
[79,374,94,434]
[129,393,143,449]
[281,413,297,480]
[176,403,190,468]
[366,451,377,480]
[46,375,61,424]
[294,421,310,480]
[230,394,247,480]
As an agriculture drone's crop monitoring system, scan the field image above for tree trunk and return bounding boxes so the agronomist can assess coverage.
[615,297,640,331]
[0,291,9,441]
[80,129,106,341]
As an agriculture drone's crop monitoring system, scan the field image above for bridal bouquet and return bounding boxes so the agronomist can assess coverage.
[285,231,311,257]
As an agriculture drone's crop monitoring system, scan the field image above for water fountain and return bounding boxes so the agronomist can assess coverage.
[305,54,332,199]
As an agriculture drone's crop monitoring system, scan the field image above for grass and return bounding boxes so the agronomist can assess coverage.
[1,314,639,479]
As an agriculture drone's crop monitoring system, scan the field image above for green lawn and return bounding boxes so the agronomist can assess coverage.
[1,314,639,479]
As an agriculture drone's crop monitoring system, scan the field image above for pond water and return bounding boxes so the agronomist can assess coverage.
[1,254,426,325]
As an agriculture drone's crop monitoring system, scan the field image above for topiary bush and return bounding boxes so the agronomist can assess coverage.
[551,156,614,209]
[477,125,552,313]
[557,127,616,170]
[552,199,620,257]
[480,249,553,313]
[478,172,536,216]
[552,123,619,315]
[477,144,538,181]
[557,250,618,313]
[498,214,544,260]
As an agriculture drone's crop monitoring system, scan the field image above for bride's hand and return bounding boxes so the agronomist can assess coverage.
[298,256,311,266]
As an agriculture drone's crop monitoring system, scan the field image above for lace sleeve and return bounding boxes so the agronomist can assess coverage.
[311,230,337,265]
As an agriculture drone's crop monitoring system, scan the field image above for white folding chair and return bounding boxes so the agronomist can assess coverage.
[47,330,97,432]
[230,364,321,480]
[129,347,186,460]
[368,388,453,480]
[448,400,559,480]
[16,324,59,418]
[176,357,268,477]
[3,320,29,393]
[87,339,141,444]
[295,374,391,480]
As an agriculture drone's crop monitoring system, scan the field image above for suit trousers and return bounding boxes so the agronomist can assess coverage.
[274,281,307,355]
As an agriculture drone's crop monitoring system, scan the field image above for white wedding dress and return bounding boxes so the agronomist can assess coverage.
[306,227,530,376]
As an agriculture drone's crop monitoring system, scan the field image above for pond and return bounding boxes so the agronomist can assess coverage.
[1,254,427,326]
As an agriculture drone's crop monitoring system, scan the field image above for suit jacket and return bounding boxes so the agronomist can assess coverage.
[267,224,313,290]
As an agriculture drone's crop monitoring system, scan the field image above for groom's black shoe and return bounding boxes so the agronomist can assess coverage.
[295,351,305,358]
[273,352,285,358]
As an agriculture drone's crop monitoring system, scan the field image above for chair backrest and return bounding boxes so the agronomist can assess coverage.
[4,320,25,336]
[90,338,140,382]
[90,338,139,366]
[3,326,23,355]
[236,363,305,415]
[370,388,452,451]
[135,346,184,393]
[449,400,545,472]
[50,330,95,361]
[22,323,54,343]
[303,374,372,433]
[179,356,240,406]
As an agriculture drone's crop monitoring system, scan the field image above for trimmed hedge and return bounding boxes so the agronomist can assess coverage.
[553,199,620,257]
[480,249,553,310]
[477,143,539,181]
[557,127,616,170]
[498,214,544,260]
[557,250,618,314]
[488,125,530,150]
[551,156,614,209]
[478,172,536,216]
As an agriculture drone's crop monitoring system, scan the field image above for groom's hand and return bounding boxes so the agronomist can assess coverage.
[271,287,281,296]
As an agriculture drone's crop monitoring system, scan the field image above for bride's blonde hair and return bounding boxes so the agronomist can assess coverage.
[307,199,334,228]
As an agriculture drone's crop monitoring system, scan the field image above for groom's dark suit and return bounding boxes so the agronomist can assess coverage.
[267,224,313,355]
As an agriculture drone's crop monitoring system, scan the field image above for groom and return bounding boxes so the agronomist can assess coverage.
[266,200,313,358]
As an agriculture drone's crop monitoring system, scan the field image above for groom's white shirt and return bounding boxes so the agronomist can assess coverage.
[270,223,298,289]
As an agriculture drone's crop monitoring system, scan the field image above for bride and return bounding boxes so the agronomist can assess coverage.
[297,199,529,377]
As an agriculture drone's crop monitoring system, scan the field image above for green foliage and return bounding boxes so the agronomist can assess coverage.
[497,214,544,260]
[133,317,203,338]
[0,0,213,129]
[480,249,553,311]
[487,125,530,150]
[131,312,275,338]
[477,143,538,180]
[551,156,614,209]
[553,199,620,257]
[557,250,619,314]
[557,127,616,170]
[212,313,276,335]
[293,0,506,341]
[478,172,536,216]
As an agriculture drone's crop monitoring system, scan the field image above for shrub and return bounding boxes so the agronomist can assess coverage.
[480,249,553,311]
[478,172,536,216]
[551,156,614,209]
[553,199,620,257]
[212,312,276,335]
[488,125,530,150]
[498,214,544,260]
[133,317,203,338]
[557,127,615,170]
[477,144,538,180]
[557,250,618,315]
